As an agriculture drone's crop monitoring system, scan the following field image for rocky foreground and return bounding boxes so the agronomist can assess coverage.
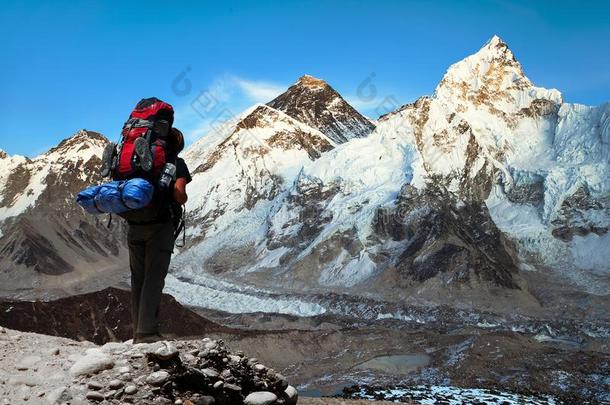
[0,326,297,405]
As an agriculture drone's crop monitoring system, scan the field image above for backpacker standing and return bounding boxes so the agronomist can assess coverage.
[127,127,190,343]
[101,98,191,343]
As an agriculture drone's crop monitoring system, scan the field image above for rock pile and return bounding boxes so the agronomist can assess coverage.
[69,338,298,404]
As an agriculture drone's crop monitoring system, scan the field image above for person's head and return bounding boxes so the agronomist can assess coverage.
[168,127,185,156]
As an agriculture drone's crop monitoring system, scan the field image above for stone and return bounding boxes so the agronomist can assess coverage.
[124,384,138,395]
[87,380,103,390]
[182,353,196,363]
[175,400,183,405]
[85,391,105,402]
[8,376,41,387]
[47,385,71,404]
[48,347,60,356]
[120,372,133,381]
[146,370,170,386]
[148,341,179,361]
[197,396,216,405]
[275,373,289,390]
[224,383,242,392]
[284,385,298,405]
[15,355,41,371]
[118,366,132,374]
[213,381,224,389]
[253,364,267,373]
[69,349,114,377]
[200,368,219,379]
[109,379,124,389]
[244,391,278,405]
[104,389,117,399]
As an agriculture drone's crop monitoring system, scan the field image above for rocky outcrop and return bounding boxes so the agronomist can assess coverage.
[268,75,375,143]
[551,185,610,241]
[377,186,519,288]
[0,287,229,344]
[0,327,298,405]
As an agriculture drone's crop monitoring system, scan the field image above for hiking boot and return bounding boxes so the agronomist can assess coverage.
[134,333,164,344]
[134,136,153,172]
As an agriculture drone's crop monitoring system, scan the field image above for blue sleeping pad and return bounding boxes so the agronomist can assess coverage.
[76,178,154,214]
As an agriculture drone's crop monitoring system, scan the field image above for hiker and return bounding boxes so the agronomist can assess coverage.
[126,126,191,343]
[77,98,192,342]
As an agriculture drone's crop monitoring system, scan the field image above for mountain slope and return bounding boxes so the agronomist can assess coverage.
[268,75,375,143]
[0,36,607,314]
[174,36,609,306]
[0,130,127,294]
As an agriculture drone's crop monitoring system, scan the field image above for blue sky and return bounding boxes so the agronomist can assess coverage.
[1,0,609,157]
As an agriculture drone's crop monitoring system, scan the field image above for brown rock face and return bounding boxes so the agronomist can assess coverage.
[0,287,229,344]
[374,185,519,288]
[268,75,375,144]
[551,185,610,241]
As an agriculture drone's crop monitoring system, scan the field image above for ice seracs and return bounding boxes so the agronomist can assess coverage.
[175,35,609,300]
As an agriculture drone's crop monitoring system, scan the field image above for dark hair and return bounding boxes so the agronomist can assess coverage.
[169,127,185,155]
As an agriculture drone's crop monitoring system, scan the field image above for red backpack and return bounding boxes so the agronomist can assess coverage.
[101,97,175,181]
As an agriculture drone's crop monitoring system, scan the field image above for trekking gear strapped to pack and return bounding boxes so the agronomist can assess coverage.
[76,178,155,215]
[100,97,174,183]
[77,97,189,246]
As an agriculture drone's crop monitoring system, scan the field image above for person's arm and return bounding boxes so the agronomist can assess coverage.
[173,177,188,204]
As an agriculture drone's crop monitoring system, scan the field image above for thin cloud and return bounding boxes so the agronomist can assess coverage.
[174,74,287,146]
[233,77,285,103]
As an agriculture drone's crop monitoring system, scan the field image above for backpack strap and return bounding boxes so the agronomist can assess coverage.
[173,205,186,248]
[123,118,154,130]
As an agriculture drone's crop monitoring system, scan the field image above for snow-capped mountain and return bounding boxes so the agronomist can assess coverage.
[183,104,335,250]
[0,130,127,294]
[267,74,376,143]
[0,36,608,309]
[173,36,609,304]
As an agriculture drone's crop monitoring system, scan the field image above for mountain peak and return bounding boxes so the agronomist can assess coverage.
[50,129,107,151]
[434,35,535,105]
[295,74,329,90]
[476,35,517,64]
[43,129,108,162]
[0,148,7,160]
[267,75,375,143]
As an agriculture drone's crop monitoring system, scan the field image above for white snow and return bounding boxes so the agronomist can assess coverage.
[164,274,326,316]
[357,385,559,404]
[0,130,106,223]
[172,35,610,298]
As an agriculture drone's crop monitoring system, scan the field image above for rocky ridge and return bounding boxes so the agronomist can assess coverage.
[0,327,298,405]
[0,130,127,292]
[267,75,375,144]
[172,35,610,303]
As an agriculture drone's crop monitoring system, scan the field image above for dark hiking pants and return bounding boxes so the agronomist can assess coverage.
[127,221,174,337]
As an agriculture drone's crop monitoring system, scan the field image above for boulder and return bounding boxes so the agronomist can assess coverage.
[69,348,114,377]
[244,391,278,405]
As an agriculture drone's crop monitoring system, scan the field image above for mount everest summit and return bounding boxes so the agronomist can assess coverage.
[0,36,608,311]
